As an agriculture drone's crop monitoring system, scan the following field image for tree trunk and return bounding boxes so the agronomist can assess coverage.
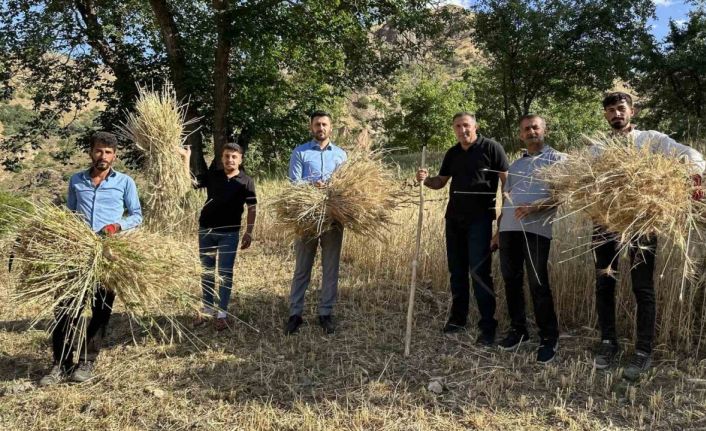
[212,0,233,169]
[148,0,208,175]
[74,0,138,109]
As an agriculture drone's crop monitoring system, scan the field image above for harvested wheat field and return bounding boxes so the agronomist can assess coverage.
[2,171,706,430]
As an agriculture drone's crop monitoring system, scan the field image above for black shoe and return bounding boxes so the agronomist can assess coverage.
[318,315,335,334]
[536,339,558,364]
[623,350,652,381]
[594,339,619,369]
[476,330,495,347]
[442,320,467,334]
[498,328,530,351]
[284,315,304,335]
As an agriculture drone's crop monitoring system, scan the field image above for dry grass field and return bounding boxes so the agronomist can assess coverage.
[2,162,706,430]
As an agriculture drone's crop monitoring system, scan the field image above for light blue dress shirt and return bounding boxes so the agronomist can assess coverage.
[67,169,143,232]
[499,146,566,239]
[288,140,347,183]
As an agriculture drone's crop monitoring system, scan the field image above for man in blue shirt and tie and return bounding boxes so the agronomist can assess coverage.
[40,131,142,386]
[285,111,347,335]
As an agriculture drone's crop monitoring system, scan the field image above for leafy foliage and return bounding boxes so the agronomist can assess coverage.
[635,7,706,138]
[470,0,654,143]
[384,67,476,151]
[0,0,459,172]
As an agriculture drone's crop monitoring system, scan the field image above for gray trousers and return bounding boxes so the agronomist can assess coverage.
[289,225,344,317]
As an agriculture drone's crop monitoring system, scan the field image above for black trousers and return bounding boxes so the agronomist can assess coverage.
[499,231,558,341]
[52,286,115,366]
[593,227,657,354]
[445,215,496,333]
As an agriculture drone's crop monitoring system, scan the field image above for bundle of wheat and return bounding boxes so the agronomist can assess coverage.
[538,134,705,262]
[271,150,409,240]
[0,190,32,253]
[119,82,197,231]
[10,203,204,347]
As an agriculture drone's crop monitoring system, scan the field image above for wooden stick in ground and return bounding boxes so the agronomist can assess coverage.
[405,145,427,357]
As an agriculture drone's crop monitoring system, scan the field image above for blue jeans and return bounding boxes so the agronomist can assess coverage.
[445,215,497,333]
[199,229,239,313]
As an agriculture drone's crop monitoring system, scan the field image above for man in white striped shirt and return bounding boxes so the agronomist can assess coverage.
[592,92,705,381]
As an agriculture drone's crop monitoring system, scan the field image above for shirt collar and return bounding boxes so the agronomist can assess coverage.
[522,145,550,157]
[455,135,483,150]
[83,168,117,180]
[219,169,242,179]
[309,140,334,151]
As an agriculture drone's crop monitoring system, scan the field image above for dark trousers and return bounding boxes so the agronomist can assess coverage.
[499,231,558,341]
[52,286,115,367]
[445,215,496,333]
[593,227,657,353]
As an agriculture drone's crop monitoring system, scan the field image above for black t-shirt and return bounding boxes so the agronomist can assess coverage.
[438,136,509,220]
[196,169,257,231]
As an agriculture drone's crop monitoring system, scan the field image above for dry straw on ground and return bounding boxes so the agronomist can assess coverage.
[538,133,705,258]
[271,150,410,240]
[8,202,204,348]
[119,82,197,230]
[3,164,706,429]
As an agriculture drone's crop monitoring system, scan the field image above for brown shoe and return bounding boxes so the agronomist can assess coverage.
[193,314,209,328]
[214,317,229,331]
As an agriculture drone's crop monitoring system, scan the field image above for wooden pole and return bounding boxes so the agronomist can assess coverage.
[405,146,427,357]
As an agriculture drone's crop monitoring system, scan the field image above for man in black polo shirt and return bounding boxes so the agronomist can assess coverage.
[182,143,257,331]
[416,112,509,346]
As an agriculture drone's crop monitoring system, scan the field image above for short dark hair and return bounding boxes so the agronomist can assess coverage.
[89,131,118,149]
[452,112,476,122]
[518,114,545,125]
[310,111,332,122]
[602,92,633,109]
[223,142,243,154]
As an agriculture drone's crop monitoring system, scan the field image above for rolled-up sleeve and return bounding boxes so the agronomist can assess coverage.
[119,177,143,231]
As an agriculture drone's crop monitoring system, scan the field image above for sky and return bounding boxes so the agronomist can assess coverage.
[651,0,692,40]
[444,0,695,42]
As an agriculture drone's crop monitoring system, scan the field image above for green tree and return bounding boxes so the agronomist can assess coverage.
[471,0,654,144]
[533,88,605,149]
[635,6,706,137]
[0,0,459,172]
[384,67,476,151]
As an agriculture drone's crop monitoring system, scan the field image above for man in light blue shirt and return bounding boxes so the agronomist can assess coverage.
[288,134,347,184]
[493,114,565,364]
[285,111,347,336]
[67,161,142,233]
[40,131,142,386]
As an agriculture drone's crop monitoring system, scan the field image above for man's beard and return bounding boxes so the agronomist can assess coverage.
[610,119,626,130]
[93,161,110,171]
